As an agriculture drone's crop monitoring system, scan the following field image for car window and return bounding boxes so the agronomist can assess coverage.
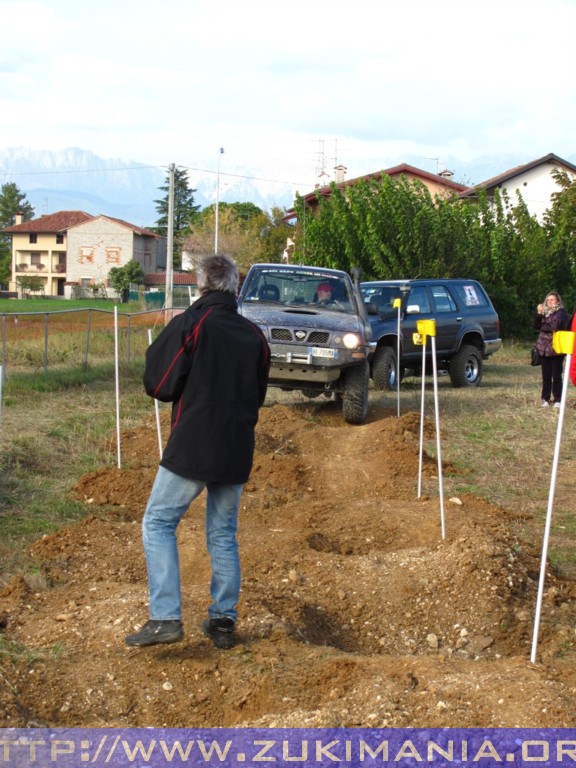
[406,286,431,313]
[430,286,457,313]
[451,282,488,307]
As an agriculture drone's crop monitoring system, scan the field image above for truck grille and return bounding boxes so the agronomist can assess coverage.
[271,328,330,344]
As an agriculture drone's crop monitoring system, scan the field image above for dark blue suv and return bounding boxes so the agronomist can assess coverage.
[361,278,502,389]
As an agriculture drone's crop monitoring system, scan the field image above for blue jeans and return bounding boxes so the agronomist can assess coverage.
[142,466,243,622]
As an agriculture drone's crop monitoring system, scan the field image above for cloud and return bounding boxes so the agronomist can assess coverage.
[1,0,575,185]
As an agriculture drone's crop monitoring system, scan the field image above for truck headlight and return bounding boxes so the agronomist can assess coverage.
[342,333,360,349]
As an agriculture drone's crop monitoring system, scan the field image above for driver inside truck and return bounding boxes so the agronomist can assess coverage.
[316,282,333,303]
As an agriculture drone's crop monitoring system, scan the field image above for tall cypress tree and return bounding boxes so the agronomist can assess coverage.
[153,166,200,269]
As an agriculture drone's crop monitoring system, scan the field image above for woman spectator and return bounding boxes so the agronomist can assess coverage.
[533,291,568,408]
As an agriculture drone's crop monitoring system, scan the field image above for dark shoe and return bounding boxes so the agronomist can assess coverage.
[201,617,236,649]
[125,619,183,647]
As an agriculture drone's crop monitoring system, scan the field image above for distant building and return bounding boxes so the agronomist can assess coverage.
[144,271,201,307]
[4,211,166,298]
[66,215,166,298]
[458,153,576,221]
[284,162,468,221]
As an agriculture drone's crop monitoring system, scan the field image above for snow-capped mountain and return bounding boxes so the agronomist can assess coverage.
[0,148,174,227]
[0,147,298,226]
[2,147,574,227]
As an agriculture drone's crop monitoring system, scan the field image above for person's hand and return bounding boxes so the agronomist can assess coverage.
[537,304,544,314]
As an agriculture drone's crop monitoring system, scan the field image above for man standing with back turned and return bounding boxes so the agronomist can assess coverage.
[126,254,270,650]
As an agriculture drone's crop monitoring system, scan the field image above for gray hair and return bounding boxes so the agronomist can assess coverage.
[195,254,239,295]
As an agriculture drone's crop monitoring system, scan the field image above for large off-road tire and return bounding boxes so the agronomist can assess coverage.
[342,361,369,424]
[372,346,397,391]
[449,344,483,387]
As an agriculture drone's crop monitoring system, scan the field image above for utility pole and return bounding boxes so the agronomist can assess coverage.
[215,148,224,253]
[165,162,175,316]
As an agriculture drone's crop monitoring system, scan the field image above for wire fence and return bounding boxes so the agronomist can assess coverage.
[0,307,173,376]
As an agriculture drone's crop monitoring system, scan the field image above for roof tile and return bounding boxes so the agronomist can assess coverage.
[4,211,94,233]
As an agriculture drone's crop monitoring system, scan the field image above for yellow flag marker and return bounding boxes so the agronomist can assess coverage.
[417,319,437,337]
[553,330,576,355]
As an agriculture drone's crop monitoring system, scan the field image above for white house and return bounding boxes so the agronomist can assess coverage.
[459,152,576,222]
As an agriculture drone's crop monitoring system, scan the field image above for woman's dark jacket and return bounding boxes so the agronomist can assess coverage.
[533,307,569,357]
[144,291,270,484]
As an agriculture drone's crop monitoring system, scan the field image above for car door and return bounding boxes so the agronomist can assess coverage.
[428,283,461,355]
[401,285,432,359]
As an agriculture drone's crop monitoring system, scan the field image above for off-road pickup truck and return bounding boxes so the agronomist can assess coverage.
[238,263,373,424]
[360,278,502,389]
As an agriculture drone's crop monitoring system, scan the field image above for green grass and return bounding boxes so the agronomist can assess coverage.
[2,362,143,395]
[0,634,65,663]
[0,360,151,576]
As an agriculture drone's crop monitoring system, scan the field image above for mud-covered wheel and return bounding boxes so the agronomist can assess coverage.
[449,344,483,387]
[342,361,369,424]
[372,346,397,391]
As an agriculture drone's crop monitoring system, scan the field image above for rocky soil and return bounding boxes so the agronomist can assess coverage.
[1,397,576,728]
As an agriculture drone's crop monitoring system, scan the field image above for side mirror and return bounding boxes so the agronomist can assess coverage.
[406,304,421,315]
[365,301,379,315]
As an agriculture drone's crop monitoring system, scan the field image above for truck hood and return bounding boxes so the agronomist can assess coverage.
[240,304,364,332]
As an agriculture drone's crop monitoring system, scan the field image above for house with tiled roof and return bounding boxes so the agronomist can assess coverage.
[66,215,166,296]
[284,162,468,221]
[4,211,166,297]
[458,153,576,221]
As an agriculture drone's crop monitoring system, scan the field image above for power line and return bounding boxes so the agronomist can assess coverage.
[2,162,309,189]
[1,164,165,176]
[182,165,309,188]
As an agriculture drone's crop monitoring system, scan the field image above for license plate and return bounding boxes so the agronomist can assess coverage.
[311,347,337,358]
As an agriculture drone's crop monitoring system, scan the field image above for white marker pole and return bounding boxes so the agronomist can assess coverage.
[430,333,446,540]
[394,298,402,418]
[0,365,3,421]
[148,329,163,458]
[114,307,121,468]
[417,334,427,498]
[531,330,575,663]
[417,319,445,538]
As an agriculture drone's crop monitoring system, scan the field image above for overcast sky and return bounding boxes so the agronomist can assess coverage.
[1,0,575,196]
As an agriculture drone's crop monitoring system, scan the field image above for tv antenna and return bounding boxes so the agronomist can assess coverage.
[315,139,330,186]
[425,157,440,174]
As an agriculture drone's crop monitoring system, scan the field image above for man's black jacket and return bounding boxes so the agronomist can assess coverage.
[144,291,270,484]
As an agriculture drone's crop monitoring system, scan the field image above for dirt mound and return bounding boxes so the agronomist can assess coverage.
[2,400,576,728]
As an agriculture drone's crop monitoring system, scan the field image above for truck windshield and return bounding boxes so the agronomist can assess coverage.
[243,269,354,310]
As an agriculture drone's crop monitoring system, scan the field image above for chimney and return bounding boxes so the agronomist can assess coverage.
[14,212,24,225]
[334,164,347,184]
